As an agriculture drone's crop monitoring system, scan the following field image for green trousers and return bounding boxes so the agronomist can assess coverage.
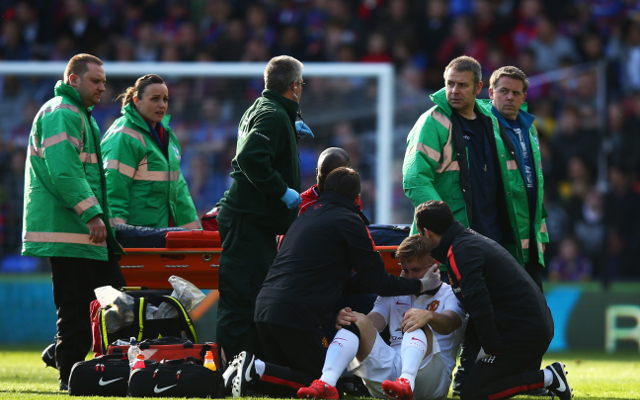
[216,207,277,359]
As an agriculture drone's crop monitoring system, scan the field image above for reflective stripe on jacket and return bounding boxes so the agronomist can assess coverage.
[22,81,122,260]
[101,103,199,229]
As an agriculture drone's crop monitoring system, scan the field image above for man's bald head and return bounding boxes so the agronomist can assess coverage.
[317,147,351,193]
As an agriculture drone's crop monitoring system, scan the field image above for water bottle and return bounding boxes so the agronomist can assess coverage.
[127,346,141,369]
[203,351,216,371]
[132,353,146,371]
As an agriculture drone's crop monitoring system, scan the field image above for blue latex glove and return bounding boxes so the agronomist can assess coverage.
[295,121,314,139]
[280,188,301,210]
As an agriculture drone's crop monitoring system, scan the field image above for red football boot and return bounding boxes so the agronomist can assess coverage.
[382,377,413,400]
[297,379,340,399]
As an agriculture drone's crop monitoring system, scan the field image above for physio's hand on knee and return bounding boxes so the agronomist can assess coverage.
[401,308,431,333]
[87,215,107,244]
[281,188,302,209]
[336,307,356,330]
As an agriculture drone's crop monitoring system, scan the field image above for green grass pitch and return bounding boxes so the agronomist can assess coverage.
[1,347,639,399]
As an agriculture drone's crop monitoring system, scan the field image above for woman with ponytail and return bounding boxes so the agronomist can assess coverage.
[101,74,200,229]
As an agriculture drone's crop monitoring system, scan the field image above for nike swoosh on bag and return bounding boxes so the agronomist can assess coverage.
[551,367,566,392]
[154,384,178,393]
[98,377,124,386]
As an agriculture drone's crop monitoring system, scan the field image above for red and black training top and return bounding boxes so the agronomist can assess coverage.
[430,221,554,355]
[256,190,422,332]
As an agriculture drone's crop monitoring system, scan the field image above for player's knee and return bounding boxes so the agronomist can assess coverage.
[342,318,362,339]
[420,324,433,336]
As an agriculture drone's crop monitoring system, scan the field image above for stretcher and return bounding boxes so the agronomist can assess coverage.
[119,246,402,290]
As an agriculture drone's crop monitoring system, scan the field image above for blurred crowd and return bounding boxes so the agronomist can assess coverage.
[2,0,640,282]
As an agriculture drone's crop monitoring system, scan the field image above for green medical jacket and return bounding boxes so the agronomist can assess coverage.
[219,89,301,235]
[101,103,200,229]
[22,81,122,261]
[403,88,548,267]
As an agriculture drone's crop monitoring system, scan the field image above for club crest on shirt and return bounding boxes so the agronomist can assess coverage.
[426,300,439,311]
[172,144,181,160]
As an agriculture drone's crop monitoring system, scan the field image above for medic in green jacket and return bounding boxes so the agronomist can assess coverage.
[22,80,122,261]
[403,87,548,268]
[101,74,200,229]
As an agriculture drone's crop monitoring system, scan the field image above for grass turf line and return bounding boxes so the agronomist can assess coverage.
[1,347,639,399]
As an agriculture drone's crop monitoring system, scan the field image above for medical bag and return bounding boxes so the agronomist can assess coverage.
[92,290,198,356]
[128,357,223,398]
[107,337,222,368]
[67,353,133,397]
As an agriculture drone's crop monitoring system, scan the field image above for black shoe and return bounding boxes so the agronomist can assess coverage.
[524,387,551,396]
[59,381,69,391]
[231,351,257,398]
[337,376,370,397]
[545,362,573,400]
[42,343,57,369]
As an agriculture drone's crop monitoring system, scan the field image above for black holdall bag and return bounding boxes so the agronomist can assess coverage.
[128,357,223,398]
[68,354,134,397]
[97,290,198,355]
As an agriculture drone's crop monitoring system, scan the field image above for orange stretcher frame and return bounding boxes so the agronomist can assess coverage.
[120,246,401,290]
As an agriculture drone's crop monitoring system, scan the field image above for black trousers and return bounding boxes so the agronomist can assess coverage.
[525,259,544,293]
[452,319,481,392]
[216,208,277,360]
[252,321,323,397]
[50,253,125,382]
[460,342,549,400]
[454,260,546,392]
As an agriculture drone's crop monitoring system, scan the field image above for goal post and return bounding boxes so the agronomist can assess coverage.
[0,61,395,224]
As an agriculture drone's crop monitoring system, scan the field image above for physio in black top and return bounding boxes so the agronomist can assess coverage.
[416,200,573,400]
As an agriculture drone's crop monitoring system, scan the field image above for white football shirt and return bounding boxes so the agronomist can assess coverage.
[370,282,467,373]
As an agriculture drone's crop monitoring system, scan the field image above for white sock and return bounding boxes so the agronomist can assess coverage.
[320,329,360,387]
[543,368,553,387]
[399,330,428,390]
[255,359,265,378]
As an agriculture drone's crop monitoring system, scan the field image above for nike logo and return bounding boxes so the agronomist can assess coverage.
[154,384,178,394]
[411,337,426,346]
[245,357,255,382]
[98,377,124,386]
[396,301,409,305]
[550,366,566,392]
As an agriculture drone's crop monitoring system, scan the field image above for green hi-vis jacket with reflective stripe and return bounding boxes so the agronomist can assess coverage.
[402,88,548,267]
[219,89,301,235]
[22,81,122,261]
[476,99,549,266]
[101,103,200,229]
